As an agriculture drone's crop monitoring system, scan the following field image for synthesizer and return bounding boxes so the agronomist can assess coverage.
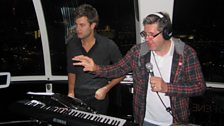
[10,99,128,126]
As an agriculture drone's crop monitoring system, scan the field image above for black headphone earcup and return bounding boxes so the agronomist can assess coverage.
[162,26,172,40]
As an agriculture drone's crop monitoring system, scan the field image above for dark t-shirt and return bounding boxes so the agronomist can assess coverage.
[66,33,122,97]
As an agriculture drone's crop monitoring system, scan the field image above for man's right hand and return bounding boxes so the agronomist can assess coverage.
[72,55,98,72]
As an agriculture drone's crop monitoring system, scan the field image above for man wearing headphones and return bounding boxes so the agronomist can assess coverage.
[72,12,206,126]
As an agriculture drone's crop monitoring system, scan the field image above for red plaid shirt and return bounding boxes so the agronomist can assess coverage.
[95,39,206,126]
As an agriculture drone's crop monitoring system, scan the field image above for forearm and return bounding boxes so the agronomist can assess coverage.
[166,71,206,97]
[94,59,131,79]
[95,76,125,100]
[68,73,76,97]
[68,83,75,94]
[166,45,207,96]
[104,76,125,91]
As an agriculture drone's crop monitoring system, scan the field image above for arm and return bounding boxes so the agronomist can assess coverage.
[73,54,132,78]
[68,73,76,98]
[72,56,126,100]
[166,46,206,96]
[95,76,125,100]
[148,46,206,96]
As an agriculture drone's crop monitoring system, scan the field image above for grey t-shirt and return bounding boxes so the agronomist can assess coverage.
[66,33,122,97]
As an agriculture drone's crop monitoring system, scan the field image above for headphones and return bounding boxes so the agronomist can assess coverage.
[151,12,172,40]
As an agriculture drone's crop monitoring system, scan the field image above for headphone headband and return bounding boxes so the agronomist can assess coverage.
[151,12,164,19]
[151,12,172,40]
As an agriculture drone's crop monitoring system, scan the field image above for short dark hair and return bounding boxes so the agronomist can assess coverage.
[143,12,172,39]
[74,4,99,26]
[143,12,171,32]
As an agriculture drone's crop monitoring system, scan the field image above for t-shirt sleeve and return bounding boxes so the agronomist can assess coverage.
[109,40,123,64]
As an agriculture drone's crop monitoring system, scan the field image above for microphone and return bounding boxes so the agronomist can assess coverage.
[145,62,154,76]
[145,63,175,120]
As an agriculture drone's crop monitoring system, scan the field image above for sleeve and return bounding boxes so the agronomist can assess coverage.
[66,41,75,73]
[96,44,138,78]
[66,40,82,74]
[109,40,123,64]
[167,45,206,96]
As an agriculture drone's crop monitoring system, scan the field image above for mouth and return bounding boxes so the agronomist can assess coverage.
[147,41,155,50]
[146,41,153,46]
[76,32,82,36]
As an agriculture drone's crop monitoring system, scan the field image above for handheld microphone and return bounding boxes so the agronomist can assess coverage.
[145,62,154,76]
[145,62,175,121]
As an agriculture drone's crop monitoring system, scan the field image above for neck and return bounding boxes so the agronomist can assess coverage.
[81,33,96,52]
[154,40,171,56]
[81,31,95,45]
[82,37,95,46]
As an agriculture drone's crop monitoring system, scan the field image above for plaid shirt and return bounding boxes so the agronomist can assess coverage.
[95,38,206,126]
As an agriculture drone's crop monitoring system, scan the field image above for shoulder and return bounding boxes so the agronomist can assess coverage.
[95,33,110,41]
[66,36,81,53]
[66,35,79,46]
[122,42,147,56]
[95,33,118,47]
[135,42,149,56]
[172,37,197,56]
[127,42,144,50]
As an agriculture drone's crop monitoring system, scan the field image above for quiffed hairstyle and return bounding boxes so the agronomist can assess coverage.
[74,4,99,26]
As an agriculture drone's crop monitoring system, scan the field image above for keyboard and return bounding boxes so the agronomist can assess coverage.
[11,99,127,126]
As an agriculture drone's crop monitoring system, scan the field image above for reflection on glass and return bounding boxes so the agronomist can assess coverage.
[173,0,224,82]
[60,7,76,44]
[41,0,136,75]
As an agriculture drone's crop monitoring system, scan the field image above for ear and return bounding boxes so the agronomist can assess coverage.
[90,22,96,30]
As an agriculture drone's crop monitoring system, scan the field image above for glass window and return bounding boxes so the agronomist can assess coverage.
[41,0,136,75]
[0,0,44,76]
[0,0,136,76]
[173,0,224,82]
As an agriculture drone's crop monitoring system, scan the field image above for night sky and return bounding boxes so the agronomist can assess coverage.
[173,0,224,40]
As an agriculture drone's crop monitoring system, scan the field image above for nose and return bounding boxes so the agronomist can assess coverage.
[75,25,81,31]
[146,36,154,42]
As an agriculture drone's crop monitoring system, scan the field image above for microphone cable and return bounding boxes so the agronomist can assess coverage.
[151,52,178,122]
